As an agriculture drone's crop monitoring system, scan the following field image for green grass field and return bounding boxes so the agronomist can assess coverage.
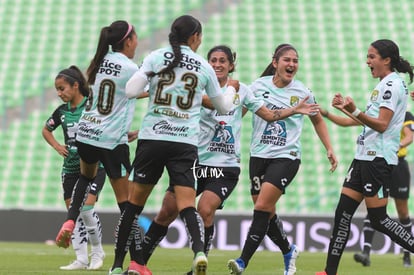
[0,241,413,274]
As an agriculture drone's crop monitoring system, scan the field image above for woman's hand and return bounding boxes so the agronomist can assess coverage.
[294,96,320,115]
[54,144,68,157]
[331,93,345,110]
[327,149,338,173]
[342,96,357,114]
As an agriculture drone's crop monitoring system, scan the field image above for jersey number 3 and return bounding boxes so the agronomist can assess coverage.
[154,71,197,109]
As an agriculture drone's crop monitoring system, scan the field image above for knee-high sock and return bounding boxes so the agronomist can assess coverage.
[72,216,88,265]
[67,175,93,221]
[267,214,290,254]
[325,194,360,275]
[112,202,143,269]
[179,207,205,255]
[240,210,270,267]
[368,206,414,253]
[130,219,143,262]
[118,201,143,262]
[204,225,215,256]
[142,221,169,264]
[400,217,412,254]
[361,214,374,255]
[80,206,103,253]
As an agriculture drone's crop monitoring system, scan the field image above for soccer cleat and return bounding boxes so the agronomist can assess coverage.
[403,252,412,267]
[55,219,75,248]
[88,251,105,270]
[227,258,245,275]
[283,244,299,275]
[192,252,208,275]
[108,267,123,275]
[353,252,370,266]
[127,260,152,275]
[59,260,88,270]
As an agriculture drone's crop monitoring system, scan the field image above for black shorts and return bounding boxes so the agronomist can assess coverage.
[390,157,410,199]
[249,157,301,196]
[343,158,392,198]
[131,140,198,188]
[62,167,106,200]
[76,141,131,179]
[196,165,240,209]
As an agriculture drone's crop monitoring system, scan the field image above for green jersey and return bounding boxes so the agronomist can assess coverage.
[45,97,87,174]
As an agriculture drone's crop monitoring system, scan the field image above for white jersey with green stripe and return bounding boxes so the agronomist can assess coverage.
[249,76,317,159]
[198,82,263,167]
[76,52,138,149]
[137,45,222,146]
[354,72,408,165]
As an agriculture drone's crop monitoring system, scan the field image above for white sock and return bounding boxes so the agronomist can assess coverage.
[72,216,88,265]
[80,208,104,254]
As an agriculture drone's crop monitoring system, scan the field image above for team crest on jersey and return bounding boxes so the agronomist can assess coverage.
[212,121,234,143]
[207,121,235,154]
[233,94,240,105]
[290,96,299,106]
[260,121,287,146]
[370,90,379,101]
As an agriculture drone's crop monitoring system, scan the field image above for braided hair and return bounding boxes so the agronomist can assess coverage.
[148,15,202,77]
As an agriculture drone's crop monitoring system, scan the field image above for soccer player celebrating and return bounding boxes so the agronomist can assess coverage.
[316,39,414,275]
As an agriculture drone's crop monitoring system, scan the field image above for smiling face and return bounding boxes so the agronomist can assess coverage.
[366,45,391,80]
[272,49,298,87]
[208,50,234,87]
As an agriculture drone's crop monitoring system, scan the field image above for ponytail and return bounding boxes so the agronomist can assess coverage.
[395,57,414,84]
[87,20,135,85]
[371,39,414,84]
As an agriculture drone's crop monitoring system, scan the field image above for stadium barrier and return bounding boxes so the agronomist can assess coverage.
[0,209,409,254]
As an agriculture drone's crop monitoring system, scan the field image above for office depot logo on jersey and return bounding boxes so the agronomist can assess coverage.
[163,52,201,72]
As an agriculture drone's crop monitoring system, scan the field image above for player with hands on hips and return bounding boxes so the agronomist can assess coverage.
[44,65,106,270]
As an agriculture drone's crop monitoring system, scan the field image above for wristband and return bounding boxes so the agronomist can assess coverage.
[352,108,361,117]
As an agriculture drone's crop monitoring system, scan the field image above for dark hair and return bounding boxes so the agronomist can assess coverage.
[56,65,89,97]
[371,39,414,84]
[207,45,237,73]
[148,15,202,77]
[87,20,135,85]
[260,44,297,77]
